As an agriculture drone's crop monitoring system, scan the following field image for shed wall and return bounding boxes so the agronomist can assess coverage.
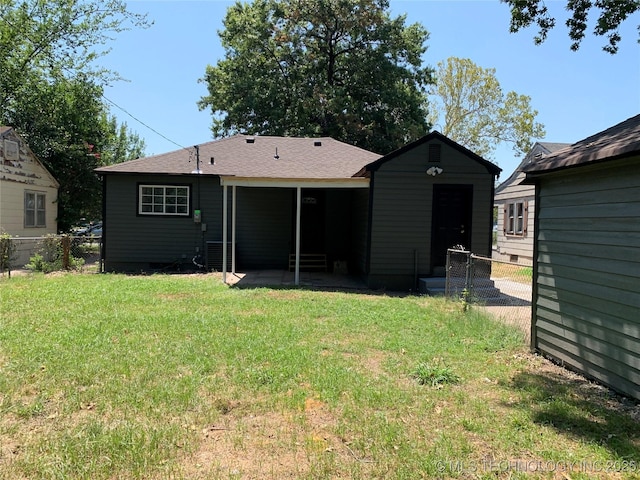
[533,158,640,399]
[367,140,495,290]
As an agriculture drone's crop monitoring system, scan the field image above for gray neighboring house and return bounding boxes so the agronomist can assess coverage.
[96,132,500,290]
[494,142,570,265]
[523,114,640,400]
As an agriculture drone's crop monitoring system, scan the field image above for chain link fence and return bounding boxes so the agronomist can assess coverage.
[0,235,102,276]
[446,248,532,341]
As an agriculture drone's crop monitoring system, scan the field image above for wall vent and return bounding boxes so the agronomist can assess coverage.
[428,143,441,162]
[206,241,232,271]
[4,139,19,161]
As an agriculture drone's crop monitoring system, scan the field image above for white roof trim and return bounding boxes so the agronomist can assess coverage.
[219,176,369,188]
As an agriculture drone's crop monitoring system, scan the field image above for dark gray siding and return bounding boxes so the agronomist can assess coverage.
[234,187,292,269]
[367,139,495,290]
[533,158,640,399]
[103,174,224,271]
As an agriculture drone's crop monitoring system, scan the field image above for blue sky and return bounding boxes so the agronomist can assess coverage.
[101,0,640,178]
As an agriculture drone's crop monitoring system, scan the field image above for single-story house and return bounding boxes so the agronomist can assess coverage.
[1,126,59,238]
[494,142,569,265]
[96,132,500,290]
[523,113,640,400]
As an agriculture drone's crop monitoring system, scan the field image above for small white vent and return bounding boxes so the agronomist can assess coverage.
[4,139,19,161]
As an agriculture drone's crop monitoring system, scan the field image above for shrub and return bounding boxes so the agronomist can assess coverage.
[0,232,17,274]
[26,235,85,273]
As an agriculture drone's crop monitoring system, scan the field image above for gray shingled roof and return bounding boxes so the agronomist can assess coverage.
[495,141,570,193]
[96,135,380,179]
[524,114,640,174]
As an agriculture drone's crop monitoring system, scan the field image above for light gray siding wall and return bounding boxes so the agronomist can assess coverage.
[495,171,535,264]
[234,187,292,269]
[104,174,224,271]
[367,140,495,290]
[533,158,640,399]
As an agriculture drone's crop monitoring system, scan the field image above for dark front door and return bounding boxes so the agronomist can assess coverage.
[299,189,325,253]
[431,184,473,269]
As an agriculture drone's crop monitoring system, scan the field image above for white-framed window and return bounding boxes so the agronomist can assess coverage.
[25,191,46,227]
[504,200,528,236]
[138,185,190,216]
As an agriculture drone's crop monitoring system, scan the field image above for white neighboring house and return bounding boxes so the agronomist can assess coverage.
[494,142,569,265]
[1,126,59,239]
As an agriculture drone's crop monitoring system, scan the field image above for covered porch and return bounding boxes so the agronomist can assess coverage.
[219,176,369,286]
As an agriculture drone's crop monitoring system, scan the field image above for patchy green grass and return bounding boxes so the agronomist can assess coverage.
[0,273,638,479]
[491,261,533,284]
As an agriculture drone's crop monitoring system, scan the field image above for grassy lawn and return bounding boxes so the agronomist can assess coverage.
[489,261,533,284]
[0,273,638,479]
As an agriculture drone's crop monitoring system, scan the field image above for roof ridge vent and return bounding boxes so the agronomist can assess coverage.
[314,140,322,147]
[246,137,255,144]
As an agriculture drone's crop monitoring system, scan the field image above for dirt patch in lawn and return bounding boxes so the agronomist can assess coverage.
[179,394,371,479]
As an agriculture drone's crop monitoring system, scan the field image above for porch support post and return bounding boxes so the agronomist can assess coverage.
[222,183,228,283]
[295,186,301,286]
[232,185,237,275]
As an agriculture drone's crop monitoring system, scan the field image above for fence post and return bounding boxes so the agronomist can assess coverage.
[61,235,71,270]
[445,249,451,296]
[464,251,472,297]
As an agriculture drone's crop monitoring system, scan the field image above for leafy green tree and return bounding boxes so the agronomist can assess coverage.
[502,0,640,54]
[199,0,434,154]
[0,0,148,110]
[428,57,545,159]
[11,77,107,230]
[100,116,146,166]
[8,76,146,231]
[0,0,148,230]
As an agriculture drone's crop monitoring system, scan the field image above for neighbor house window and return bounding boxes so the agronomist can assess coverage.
[25,191,46,227]
[504,200,527,236]
[139,185,190,216]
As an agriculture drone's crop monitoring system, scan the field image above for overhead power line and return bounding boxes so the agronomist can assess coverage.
[101,94,190,152]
